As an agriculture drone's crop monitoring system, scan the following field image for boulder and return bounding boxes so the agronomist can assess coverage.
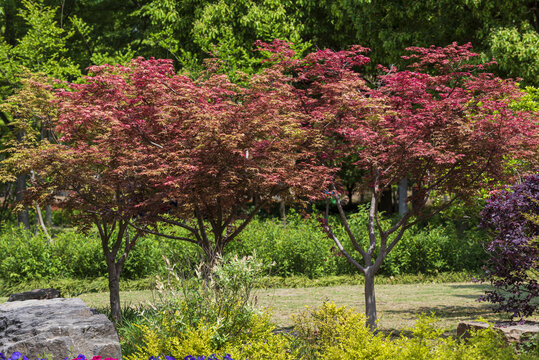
[7,288,61,302]
[0,298,121,360]
[457,320,539,345]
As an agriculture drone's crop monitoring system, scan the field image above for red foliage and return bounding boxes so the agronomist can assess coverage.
[10,41,537,324]
[51,57,333,260]
[255,40,538,328]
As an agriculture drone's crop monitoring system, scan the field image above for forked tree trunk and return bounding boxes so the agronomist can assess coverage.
[98,221,135,323]
[364,267,377,330]
[326,175,411,332]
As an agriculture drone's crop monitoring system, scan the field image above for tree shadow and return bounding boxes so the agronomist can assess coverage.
[382,304,497,321]
[447,284,491,290]
[451,294,483,299]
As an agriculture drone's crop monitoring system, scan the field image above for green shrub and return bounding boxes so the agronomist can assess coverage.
[229,211,342,278]
[0,202,489,286]
[381,223,487,276]
[0,227,68,282]
[516,332,539,359]
[292,302,517,360]
[52,229,106,278]
[228,208,487,279]
[0,225,196,284]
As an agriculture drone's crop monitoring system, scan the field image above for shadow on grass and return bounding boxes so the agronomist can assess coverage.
[447,284,490,290]
[451,294,483,299]
[383,304,496,320]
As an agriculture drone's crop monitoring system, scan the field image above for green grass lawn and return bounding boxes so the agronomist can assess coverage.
[2,282,534,334]
[77,282,526,333]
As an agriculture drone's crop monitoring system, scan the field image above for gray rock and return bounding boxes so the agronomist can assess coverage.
[0,298,121,360]
[457,320,539,345]
[8,288,61,302]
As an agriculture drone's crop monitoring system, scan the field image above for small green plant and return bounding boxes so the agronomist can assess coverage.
[518,332,539,359]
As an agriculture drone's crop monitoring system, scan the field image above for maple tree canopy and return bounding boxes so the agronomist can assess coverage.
[19,57,334,260]
[253,40,538,329]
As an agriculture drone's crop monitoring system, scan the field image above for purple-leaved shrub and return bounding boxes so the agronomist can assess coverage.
[480,174,538,319]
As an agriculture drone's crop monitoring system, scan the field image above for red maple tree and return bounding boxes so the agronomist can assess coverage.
[260,40,538,328]
[12,57,332,321]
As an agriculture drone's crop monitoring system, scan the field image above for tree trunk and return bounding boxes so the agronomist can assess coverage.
[3,0,17,46]
[199,235,225,279]
[106,258,122,323]
[16,173,30,229]
[364,267,377,330]
[346,184,355,208]
[45,205,53,227]
[279,199,286,226]
[379,188,393,214]
[15,130,30,230]
[35,202,52,241]
[398,177,408,216]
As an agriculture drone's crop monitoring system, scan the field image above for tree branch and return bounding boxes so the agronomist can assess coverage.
[128,220,198,244]
[367,170,380,257]
[226,198,267,244]
[195,205,211,249]
[331,184,368,259]
[323,220,366,273]
[156,215,198,234]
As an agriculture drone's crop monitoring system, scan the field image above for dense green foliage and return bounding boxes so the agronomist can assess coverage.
[0,208,487,287]
[0,226,196,283]
[231,210,487,278]
[1,0,538,85]
[300,0,538,85]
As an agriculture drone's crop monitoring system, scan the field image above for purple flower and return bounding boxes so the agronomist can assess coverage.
[10,353,29,360]
[182,356,234,360]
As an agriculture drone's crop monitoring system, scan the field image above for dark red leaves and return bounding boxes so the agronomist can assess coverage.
[480,175,539,319]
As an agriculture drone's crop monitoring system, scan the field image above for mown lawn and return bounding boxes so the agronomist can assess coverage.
[2,282,534,334]
[77,282,526,333]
